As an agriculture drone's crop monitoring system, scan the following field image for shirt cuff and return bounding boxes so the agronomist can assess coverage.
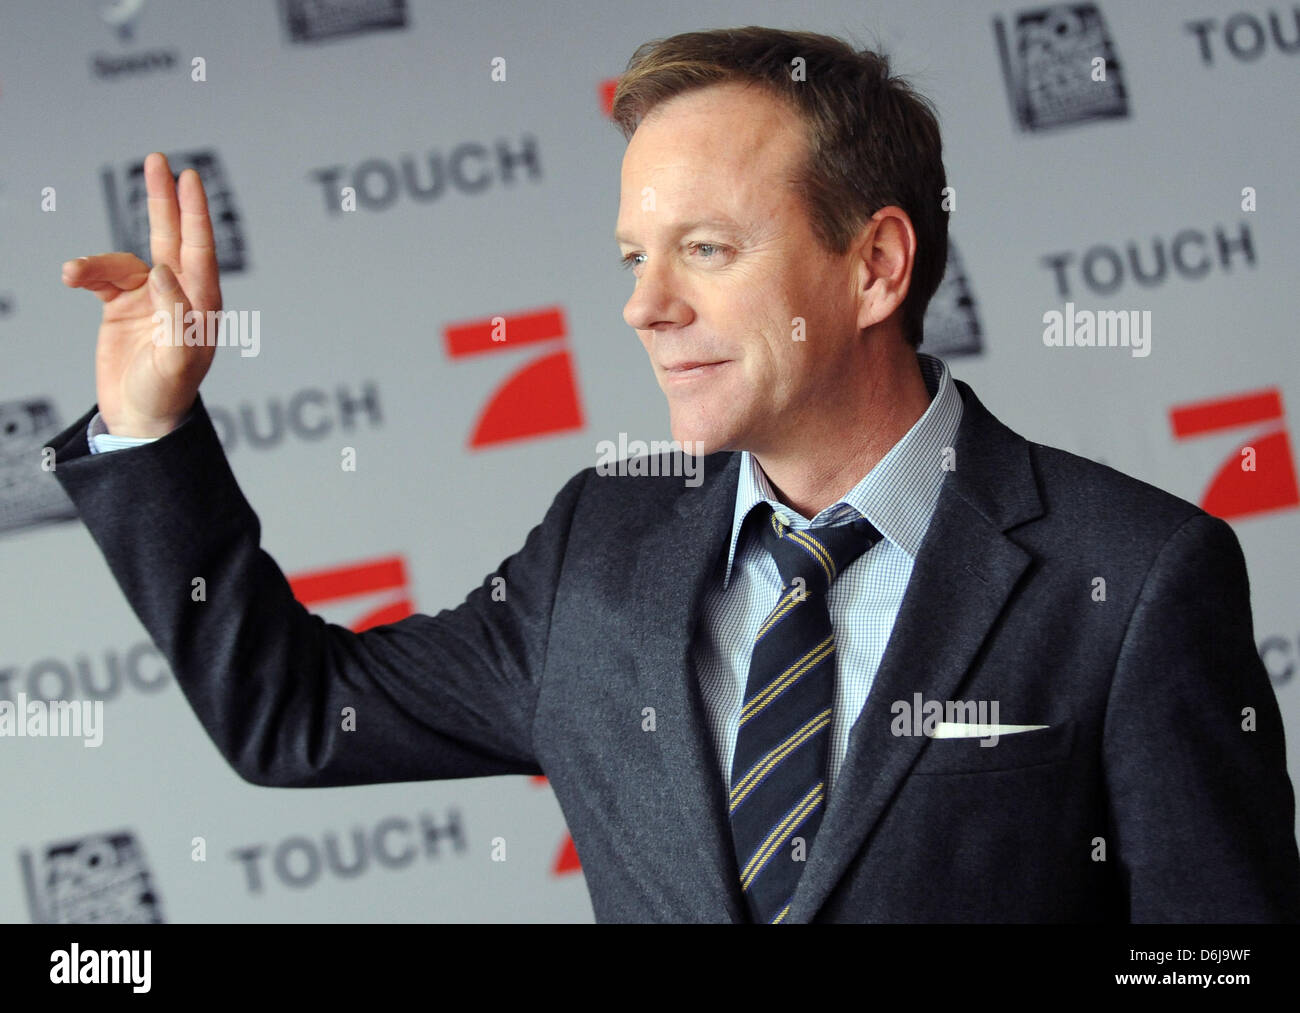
[87,412,163,455]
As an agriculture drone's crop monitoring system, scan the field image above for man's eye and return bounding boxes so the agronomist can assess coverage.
[619,244,728,272]
[688,242,729,262]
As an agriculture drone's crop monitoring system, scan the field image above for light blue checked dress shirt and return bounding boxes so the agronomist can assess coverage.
[695,351,962,796]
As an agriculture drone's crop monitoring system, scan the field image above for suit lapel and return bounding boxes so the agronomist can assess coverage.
[625,381,1043,923]
[630,450,748,922]
[785,380,1044,922]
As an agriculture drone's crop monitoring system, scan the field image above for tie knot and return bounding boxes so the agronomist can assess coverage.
[748,502,882,596]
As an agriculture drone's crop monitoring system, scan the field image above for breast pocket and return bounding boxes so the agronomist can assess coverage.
[909,720,1075,775]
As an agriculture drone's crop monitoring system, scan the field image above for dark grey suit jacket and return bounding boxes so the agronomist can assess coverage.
[50,377,1300,922]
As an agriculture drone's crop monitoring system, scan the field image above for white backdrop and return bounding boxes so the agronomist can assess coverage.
[2,0,1298,922]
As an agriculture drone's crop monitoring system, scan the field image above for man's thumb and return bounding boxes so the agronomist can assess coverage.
[148,264,198,363]
[149,263,186,311]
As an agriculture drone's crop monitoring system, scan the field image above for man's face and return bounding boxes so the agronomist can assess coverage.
[616,81,862,457]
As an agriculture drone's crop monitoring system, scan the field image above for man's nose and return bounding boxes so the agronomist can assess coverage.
[623,262,689,332]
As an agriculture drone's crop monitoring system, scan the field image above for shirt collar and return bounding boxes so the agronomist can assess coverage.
[721,352,963,590]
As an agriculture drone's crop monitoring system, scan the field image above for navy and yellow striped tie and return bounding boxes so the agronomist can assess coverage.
[728,501,883,924]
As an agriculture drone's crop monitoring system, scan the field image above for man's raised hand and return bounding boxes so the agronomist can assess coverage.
[61,152,223,438]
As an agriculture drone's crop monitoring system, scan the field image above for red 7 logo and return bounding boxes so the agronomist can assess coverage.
[599,77,619,118]
[531,775,582,876]
[288,555,413,631]
[1169,387,1300,521]
[443,305,584,449]
[288,557,581,875]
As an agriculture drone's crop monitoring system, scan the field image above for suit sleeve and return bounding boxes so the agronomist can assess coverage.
[50,393,591,788]
[1102,511,1300,922]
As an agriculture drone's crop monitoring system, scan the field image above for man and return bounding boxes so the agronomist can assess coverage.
[53,27,1300,922]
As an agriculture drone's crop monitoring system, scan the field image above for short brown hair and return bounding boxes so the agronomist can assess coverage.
[612,26,948,350]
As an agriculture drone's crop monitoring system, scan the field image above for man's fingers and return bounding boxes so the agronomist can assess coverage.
[177,168,220,311]
[145,151,182,270]
[148,263,211,382]
[148,263,196,330]
[62,252,151,288]
[148,263,188,308]
[84,282,138,304]
[147,263,203,377]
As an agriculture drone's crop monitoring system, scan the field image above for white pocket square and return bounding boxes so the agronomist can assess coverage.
[928,723,1049,738]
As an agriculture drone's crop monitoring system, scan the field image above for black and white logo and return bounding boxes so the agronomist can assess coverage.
[922,241,983,358]
[20,830,165,924]
[279,0,409,44]
[0,398,77,537]
[91,0,179,79]
[994,4,1130,132]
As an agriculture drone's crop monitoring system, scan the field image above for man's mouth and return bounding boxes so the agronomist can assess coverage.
[662,360,729,381]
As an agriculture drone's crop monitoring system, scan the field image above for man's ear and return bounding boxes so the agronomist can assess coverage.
[854,206,916,333]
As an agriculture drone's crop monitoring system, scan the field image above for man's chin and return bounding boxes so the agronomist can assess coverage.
[665,397,746,455]
[667,421,733,457]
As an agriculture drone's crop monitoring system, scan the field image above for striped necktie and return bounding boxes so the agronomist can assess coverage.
[728,501,883,923]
